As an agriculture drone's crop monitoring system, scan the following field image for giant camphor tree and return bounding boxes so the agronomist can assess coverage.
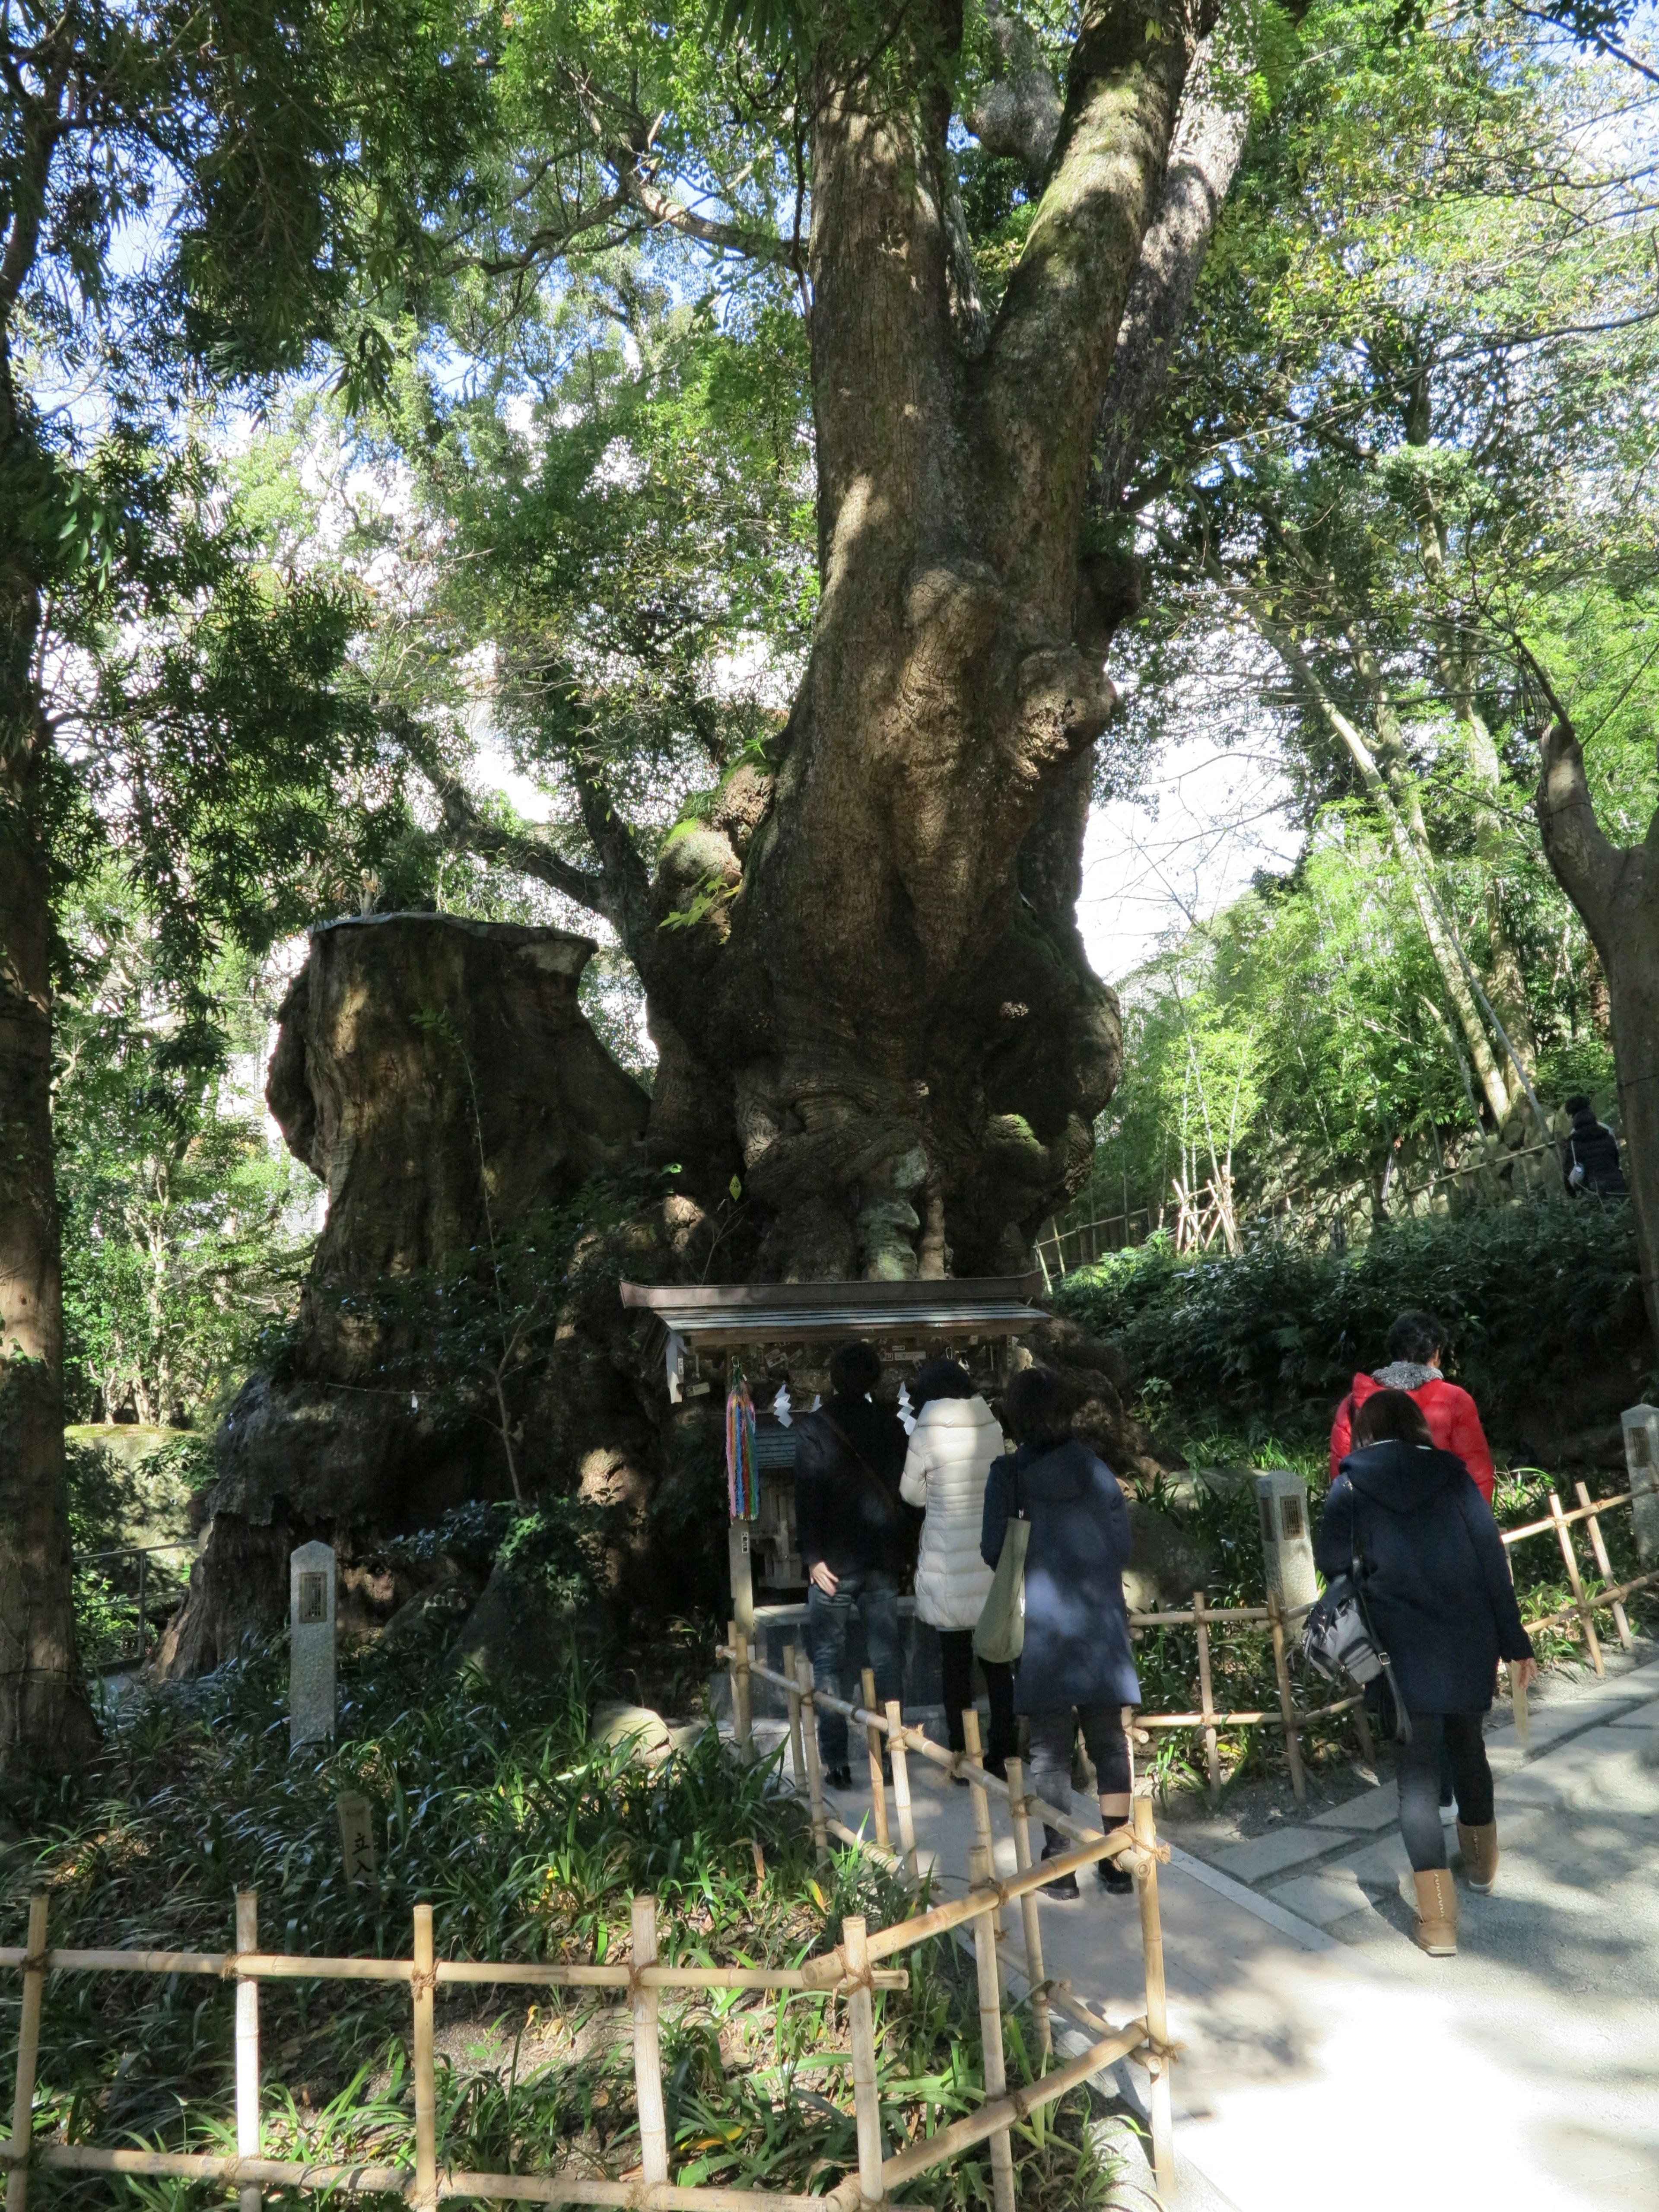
[365,0,1286,1283]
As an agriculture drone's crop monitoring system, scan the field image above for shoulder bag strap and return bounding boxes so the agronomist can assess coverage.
[1348,1482,1413,1744]
[818,1408,902,1518]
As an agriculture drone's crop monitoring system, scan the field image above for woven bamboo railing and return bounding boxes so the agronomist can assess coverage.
[0,1740,1176,2210]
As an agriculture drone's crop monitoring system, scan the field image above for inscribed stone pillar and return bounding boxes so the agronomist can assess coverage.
[1622,1405,1659,1565]
[1255,1471,1319,1611]
[289,1541,337,1748]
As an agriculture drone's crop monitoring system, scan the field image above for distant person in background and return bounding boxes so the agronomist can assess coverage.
[982,1365,1141,1901]
[1318,1389,1535,1957]
[1562,1094,1627,1198]
[1328,1309,1495,1503]
[900,1356,1015,1779]
[795,1340,909,1789]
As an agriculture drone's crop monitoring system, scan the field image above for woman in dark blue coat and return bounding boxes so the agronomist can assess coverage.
[1317,1389,1535,1957]
[982,1366,1141,1899]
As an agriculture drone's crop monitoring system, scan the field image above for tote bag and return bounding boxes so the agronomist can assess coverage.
[973,1468,1029,1665]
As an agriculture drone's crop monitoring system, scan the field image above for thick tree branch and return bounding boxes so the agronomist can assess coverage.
[979,0,1217,604]
[1524,639,1623,944]
[1090,27,1251,512]
[969,3,1064,180]
[423,765,615,922]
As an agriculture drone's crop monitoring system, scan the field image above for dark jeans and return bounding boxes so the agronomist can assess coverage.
[806,1569,902,1770]
[1028,1704,1132,1850]
[938,1630,1016,1766]
[1401,1712,1494,1872]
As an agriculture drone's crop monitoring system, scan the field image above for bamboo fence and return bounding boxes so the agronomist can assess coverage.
[0,1719,1175,2211]
[721,1636,1178,2198]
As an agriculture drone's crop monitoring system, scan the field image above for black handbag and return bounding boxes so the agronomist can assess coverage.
[1303,1489,1413,1742]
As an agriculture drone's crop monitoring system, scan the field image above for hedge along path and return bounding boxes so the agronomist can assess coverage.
[728,1645,1177,2199]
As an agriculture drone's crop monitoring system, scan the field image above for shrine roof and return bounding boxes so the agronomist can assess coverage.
[620,1274,1046,1350]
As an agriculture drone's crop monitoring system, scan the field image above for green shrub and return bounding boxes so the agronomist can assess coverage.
[1058,1205,1646,1438]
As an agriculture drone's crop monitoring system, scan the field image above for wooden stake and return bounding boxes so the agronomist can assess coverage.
[1132,1793,1176,2205]
[1576,1481,1634,1651]
[860,1669,890,1850]
[729,1620,754,1755]
[842,1916,884,2202]
[884,1700,918,1881]
[961,1707,997,1871]
[1193,1591,1220,1803]
[1003,1756,1051,2060]
[967,1842,1015,2212]
[412,1904,437,2211]
[7,1893,47,2212]
[1351,1693,1376,1769]
[1266,1594,1306,1802]
[795,1649,829,1860]
[783,1643,807,1785]
[631,1895,669,2185]
[234,1892,261,2212]
[1550,1494,1604,1675]
[1510,1658,1531,1748]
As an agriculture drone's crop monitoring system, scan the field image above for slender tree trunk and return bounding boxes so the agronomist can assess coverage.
[1535,701,1659,1346]
[0,677,98,1770]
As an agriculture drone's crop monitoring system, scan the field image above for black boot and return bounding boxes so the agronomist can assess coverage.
[1039,1831,1079,1900]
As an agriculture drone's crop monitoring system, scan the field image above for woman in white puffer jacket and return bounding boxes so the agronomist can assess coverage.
[900,1358,1016,1775]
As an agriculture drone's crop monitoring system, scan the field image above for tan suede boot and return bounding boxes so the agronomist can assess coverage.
[1413,1869,1458,1955]
[1457,1821,1499,1894]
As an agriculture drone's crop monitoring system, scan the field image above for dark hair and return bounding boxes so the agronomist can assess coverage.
[910,1357,973,1414]
[1565,1093,1591,1117]
[1002,1364,1071,1449]
[1385,1309,1442,1365]
[828,1340,882,1400]
[1351,1389,1433,1449]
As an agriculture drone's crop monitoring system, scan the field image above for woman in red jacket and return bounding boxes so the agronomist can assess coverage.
[1328,1310,1496,1502]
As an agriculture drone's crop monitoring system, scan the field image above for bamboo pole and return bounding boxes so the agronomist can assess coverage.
[1132,1793,1175,2205]
[967,1842,1015,2212]
[1549,1494,1604,1675]
[795,1649,829,1860]
[960,1708,997,1873]
[632,1895,670,2186]
[1193,1591,1220,1803]
[729,1621,754,1755]
[234,1892,261,2212]
[783,1643,807,1786]
[1510,1658,1531,1748]
[860,1669,890,1850]
[6,1894,47,2212]
[1501,1488,1634,1545]
[1003,1756,1051,2060]
[412,1904,438,2212]
[1576,1481,1634,1651]
[884,1700,918,1881]
[842,1916,884,2202]
[1266,1594,1307,1802]
[877,2018,1148,2189]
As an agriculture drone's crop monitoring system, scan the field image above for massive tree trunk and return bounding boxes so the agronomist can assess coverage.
[0,565,98,1774]
[1535,702,1659,1347]
[642,3,1218,1281]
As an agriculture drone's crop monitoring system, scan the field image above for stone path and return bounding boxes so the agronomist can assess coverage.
[810,1651,1659,2210]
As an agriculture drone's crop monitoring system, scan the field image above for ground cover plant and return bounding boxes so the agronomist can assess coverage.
[3,1634,1118,2209]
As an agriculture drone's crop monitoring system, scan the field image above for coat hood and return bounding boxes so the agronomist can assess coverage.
[1011,1437,1101,1503]
[1341,1438,1469,1513]
[917,1395,1000,1434]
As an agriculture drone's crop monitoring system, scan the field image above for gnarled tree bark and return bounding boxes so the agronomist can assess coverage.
[636,1,1221,1281]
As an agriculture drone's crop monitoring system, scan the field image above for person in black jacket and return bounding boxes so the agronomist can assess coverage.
[1561,1094,1627,1198]
[1317,1389,1535,1957]
[794,1340,909,1786]
[981,1366,1141,1901]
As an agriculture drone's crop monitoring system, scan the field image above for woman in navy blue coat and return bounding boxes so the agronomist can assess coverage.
[981,1366,1141,1898]
[1317,1389,1535,1957]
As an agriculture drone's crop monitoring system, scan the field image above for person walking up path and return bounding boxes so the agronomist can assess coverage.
[899,1355,1015,1777]
[1317,1388,1535,1955]
[980,1364,1141,1899]
[795,1339,909,1789]
[1328,1307,1496,1501]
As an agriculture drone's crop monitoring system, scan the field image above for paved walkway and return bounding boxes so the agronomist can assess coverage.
[816,1654,1659,2210]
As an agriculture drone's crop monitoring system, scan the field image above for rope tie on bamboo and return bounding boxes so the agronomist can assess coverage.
[410,1966,439,2000]
[21,1951,47,1978]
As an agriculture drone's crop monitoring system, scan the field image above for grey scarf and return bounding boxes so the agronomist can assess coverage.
[1371,1361,1440,1391]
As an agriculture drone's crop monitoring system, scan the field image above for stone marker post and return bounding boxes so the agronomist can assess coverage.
[1622,1405,1659,1565]
[289,1541,337,1749]
[1255,1471,1319,1612]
